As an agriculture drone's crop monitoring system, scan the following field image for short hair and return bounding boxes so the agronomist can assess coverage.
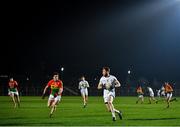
[81,75,85,78]
[103,67,110,72]
[53,72,59,76]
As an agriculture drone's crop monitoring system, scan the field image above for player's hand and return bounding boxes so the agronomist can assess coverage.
[102,84,106,89]
[110,83,115,90]
[42,93,45,99]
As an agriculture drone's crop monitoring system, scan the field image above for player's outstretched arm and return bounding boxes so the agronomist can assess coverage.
[87,81,90,88]
[42,85,48,99]
[58,87,63,95]
[97,83,102,89]
[58,81,63,95]
[114,80,121,88]
[78,82,81,89]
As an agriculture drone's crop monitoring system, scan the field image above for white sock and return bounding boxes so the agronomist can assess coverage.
[114,109,120,113]
[111,110,116,117]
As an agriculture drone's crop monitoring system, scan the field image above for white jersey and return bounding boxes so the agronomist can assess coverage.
[79,80,89,89]
[99,75,117,99]
[160,86,165,96]
[161,86,165,91]
[147,87,154,97]
[157,90,161,97]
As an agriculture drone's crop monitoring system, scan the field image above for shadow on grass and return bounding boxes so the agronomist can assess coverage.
[127,117,179,121]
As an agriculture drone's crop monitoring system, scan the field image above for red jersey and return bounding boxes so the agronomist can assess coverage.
[9,80,18,92]
[137,86,143,94]
[165,84,173,93]
[47,79,63,96]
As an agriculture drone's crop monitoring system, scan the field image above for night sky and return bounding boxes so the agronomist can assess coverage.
[1,0,180,82]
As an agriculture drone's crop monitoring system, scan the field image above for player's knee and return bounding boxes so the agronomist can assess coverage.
[108,101,112,105]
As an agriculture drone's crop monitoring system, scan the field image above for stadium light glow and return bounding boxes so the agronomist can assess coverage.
[61,67,64,72]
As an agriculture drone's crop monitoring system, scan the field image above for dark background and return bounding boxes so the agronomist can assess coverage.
[1,0,180,86]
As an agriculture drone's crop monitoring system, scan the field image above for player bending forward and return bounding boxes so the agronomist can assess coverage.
[42,72,63,118]
[97,67,122,121]
[147,87,158,104]
[79,76,89,108]
[136,86,144,104]
[164,82,177,108]
[8,78,20,108]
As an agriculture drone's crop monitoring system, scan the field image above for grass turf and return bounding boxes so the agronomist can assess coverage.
[0,96,179,126]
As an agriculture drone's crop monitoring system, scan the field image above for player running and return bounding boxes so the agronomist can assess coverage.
[164,82,177,108]
[156,89,161,98]
[78,76,89,108]
[147,87,158,104]
[8,77,20,108]
[161,86,166,97]
[97,67,122,121]
[42,72,63,117]
[136,86,144,104]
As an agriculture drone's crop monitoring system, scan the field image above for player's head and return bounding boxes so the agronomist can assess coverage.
[164,82,168,86]
[10,77,13,81]
[102,67,110,77]
[53,72,59,81]
[81,76,85,81]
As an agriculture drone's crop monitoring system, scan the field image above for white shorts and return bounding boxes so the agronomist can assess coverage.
[138,95,143,98]
[103,91,115,103]
[161,91,165,96]
[166,92,172,99]
[80,88,88,96]
[48,94,61,102]
[149,93,154,97]
[9,91,19,96]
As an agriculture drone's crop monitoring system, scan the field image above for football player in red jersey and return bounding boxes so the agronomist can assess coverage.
[8,77,20,108]
[42,72,63,117]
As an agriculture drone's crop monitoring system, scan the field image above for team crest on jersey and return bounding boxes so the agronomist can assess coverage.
[51,82,59,89]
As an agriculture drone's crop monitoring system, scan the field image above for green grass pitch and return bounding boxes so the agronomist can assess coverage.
[0,96,180,126]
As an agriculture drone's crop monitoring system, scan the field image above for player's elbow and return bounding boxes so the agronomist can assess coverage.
[97,87,101,89]
[116,83,121,87]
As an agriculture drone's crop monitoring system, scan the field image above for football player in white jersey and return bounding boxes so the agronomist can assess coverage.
[157,89,161,98]
[161,86,166,97]
[147,87,158,104]
[79,76,89,108]
[97,67,122,121]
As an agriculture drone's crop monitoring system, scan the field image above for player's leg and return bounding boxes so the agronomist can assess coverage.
[152,96,158,103]
[81,89,86,107]
[141,95,144,104]
[107,96,116,121]
[108,96,122,120]
[104,96,111,112]
[47,95,54,108]
[82,95,86,108]
[50,96,61,117]
[85,89,88,105]
[10,93,17,108]
[81,93,86,108]
[136,96,140,104]
[166,93,171,108]
[169,93,177,102]
[15,92,20,107]
[149,97,152,104]
[85,95,88,103]
[170,98,177,102]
